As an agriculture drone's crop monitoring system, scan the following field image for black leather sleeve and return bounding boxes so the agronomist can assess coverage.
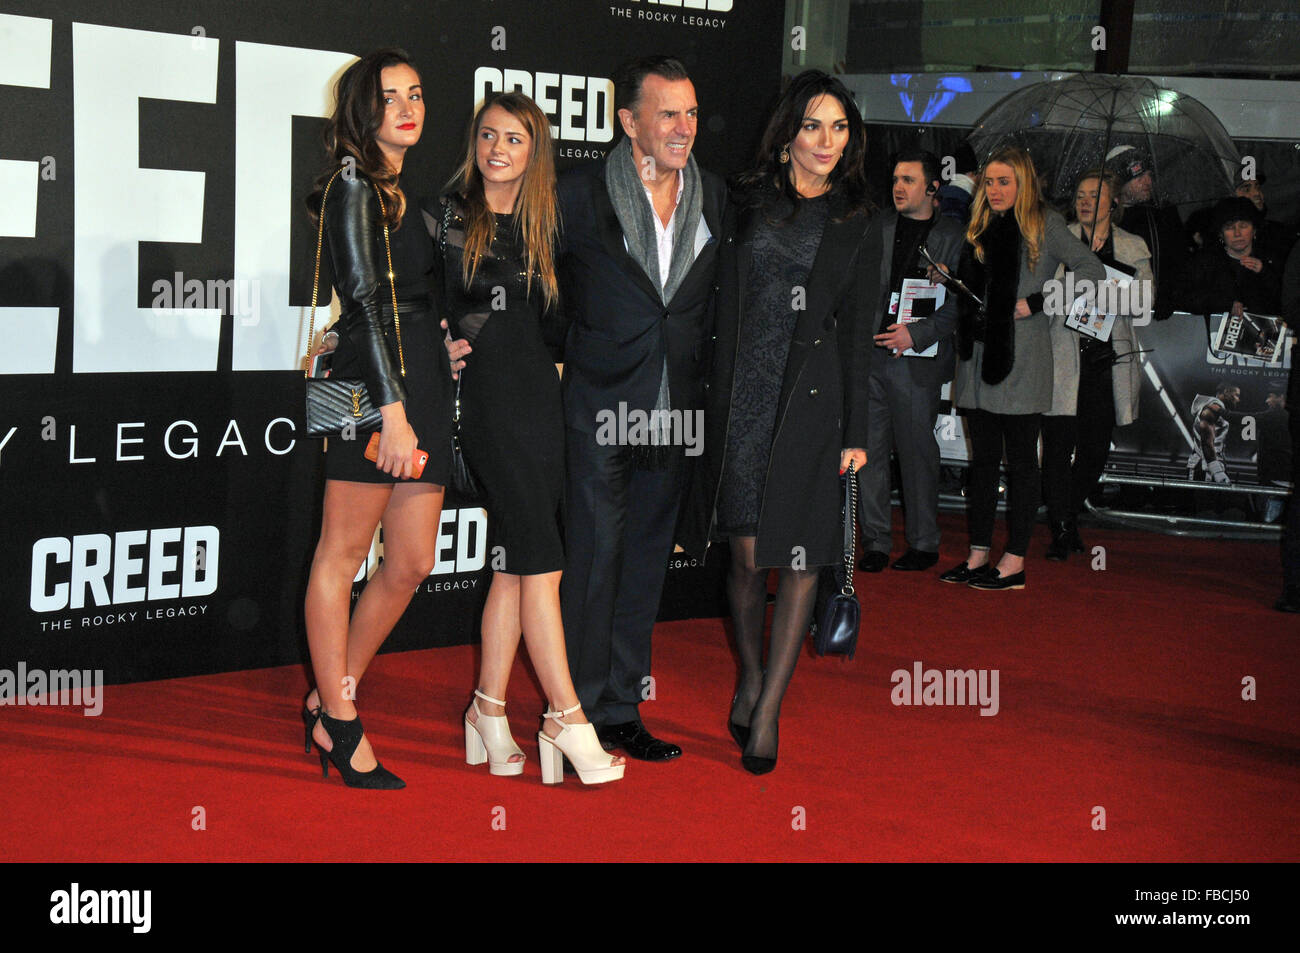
[322,174,407,409]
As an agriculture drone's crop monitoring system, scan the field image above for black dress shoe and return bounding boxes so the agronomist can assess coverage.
[1045,523,1070,562]
[968,568,1026,590]
[1275,586,1300,613]
[1065,519,1085,553]
[596,722,682,761]
[862,550,890,573]
[891,548,938,571]
[938,561,992,584]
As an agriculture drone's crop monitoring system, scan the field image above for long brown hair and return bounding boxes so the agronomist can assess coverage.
[444,91,559,308]
[307,47,416,229]
[734,69,872,219]
[966,145,1046,270]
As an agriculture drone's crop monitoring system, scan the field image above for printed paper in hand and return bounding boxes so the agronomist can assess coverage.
[897,278,944,358]
[1064,265,1133,342]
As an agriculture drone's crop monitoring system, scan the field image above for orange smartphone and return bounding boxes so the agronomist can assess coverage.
[364,431,428,479]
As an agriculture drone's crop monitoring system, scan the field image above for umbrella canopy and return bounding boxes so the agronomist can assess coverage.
[966,74,1240,212]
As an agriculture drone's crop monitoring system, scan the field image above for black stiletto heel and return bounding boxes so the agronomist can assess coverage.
[742,718,778,775]
[728,694,750,752]
[301,694,321,754]
[317,711,406,790]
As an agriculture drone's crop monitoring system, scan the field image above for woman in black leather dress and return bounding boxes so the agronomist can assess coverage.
[429,92,623,786]
[300,49,452,789]
[686,71,874,774]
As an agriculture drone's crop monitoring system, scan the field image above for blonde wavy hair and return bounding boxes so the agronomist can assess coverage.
[444,91,559,308]
[966,145,1046,271]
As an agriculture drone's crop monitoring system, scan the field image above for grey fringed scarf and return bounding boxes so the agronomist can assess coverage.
[605,137,704,467]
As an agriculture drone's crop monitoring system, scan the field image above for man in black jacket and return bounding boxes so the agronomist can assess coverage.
[859,150,964,573]
[1106,145,1189,321]
[557,56,727,759]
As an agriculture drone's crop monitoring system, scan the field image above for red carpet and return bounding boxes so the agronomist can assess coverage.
[3,516,1296,863]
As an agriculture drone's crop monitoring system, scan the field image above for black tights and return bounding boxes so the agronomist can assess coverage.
[725,536,819,760]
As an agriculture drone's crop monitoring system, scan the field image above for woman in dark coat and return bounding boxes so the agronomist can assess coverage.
[938,145,1104,590]
[1176,195,1283,321]
[683,71,876,773]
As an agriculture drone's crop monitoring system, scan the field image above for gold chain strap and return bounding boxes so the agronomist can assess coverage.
[305,168,405,378]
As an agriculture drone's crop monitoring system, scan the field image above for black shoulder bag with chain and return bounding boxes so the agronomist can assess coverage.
[810,460,861,659]
[303,169,404,439]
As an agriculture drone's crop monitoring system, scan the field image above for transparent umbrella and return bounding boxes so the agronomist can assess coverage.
[965,74,1240,211]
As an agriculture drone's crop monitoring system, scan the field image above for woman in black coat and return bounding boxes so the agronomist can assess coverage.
[682,71,876,773]
[1177,195,1283,320]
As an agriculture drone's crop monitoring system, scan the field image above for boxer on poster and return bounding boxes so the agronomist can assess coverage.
[555,56,726,761]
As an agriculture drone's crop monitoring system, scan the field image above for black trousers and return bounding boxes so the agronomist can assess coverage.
[560,428,684,727]
[966,409,1041,557]
[1042,355,1117,525]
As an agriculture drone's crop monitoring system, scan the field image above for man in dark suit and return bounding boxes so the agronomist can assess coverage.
[858,150,964,572]
[557,56,726,759]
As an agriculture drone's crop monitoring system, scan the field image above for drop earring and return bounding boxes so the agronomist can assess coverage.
[779,146,790,164]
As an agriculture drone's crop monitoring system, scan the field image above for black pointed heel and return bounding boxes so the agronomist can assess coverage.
[301,695,321,754]
[317,711,406,790]
[728,694,751,751]
[742,720,778,775]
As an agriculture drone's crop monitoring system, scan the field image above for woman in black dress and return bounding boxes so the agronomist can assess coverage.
[686,71,875,773]
[300,49,453,788]
[429,92,624,786]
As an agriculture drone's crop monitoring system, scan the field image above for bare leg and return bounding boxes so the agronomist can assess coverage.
[469,571,623,765]
[304,480,391,772]
[994,552,1025,574]
[519,573,607,748]
[467,571,525,765]
[305,480,442,770]
[726,536,767,729]
[344,482,444,684]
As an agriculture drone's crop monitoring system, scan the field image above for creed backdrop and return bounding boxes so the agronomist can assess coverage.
[0,0,779,683]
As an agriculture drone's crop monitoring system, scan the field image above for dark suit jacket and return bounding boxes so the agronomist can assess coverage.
[556,159,727,435]
[869,209,964,388]
[681,188,880,568]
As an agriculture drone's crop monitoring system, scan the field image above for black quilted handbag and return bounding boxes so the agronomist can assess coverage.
[810,460,861,659]
[303,168,404,439]
[305,375,382,438]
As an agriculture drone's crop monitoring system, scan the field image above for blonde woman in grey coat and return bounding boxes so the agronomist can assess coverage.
[1042,170,1151,561]
[937,146,1105,590]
